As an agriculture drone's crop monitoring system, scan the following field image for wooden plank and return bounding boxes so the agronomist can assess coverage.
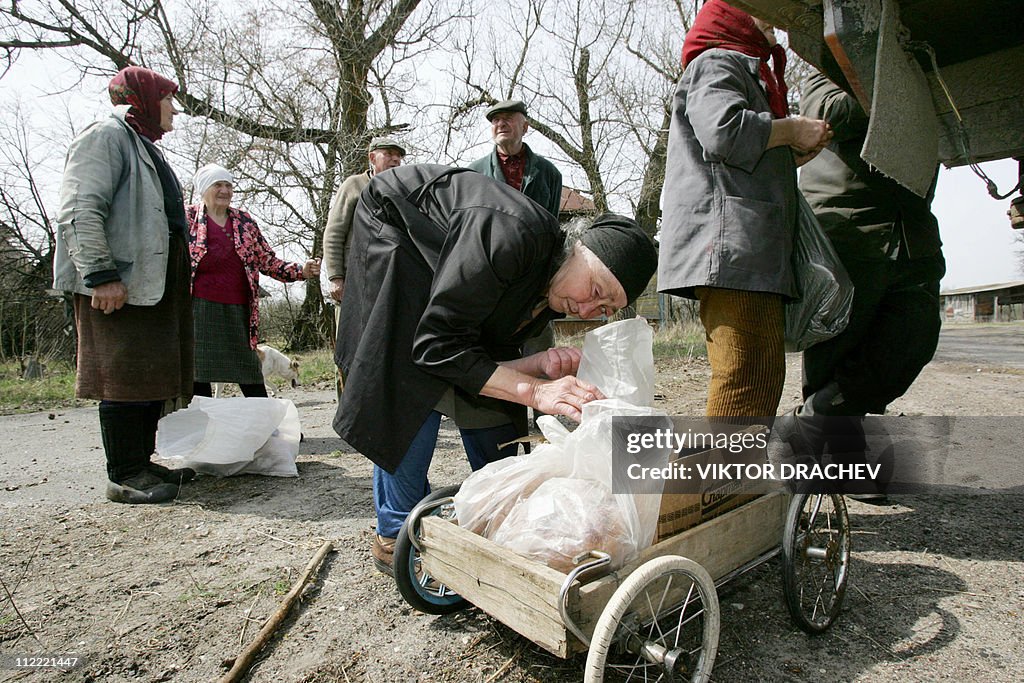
[572,493,788,639]
[419,516,574,657]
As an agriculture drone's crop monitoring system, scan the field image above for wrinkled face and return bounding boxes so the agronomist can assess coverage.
[369,147,404,174]
[490,111,529,149]
[752,17,778,47]
[159,92,178,132]
[203,180,233,212]
[547,244,627,319]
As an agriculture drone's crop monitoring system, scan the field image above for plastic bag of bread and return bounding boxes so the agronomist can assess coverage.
[454,430,572,537]
[491,477,632,573]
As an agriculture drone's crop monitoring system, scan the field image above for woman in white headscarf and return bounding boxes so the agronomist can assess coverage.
[186,164,320,397]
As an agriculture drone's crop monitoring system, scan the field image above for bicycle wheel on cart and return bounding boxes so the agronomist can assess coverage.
[584,555,720,683]
[393,485,469,615]
[781,492,850,633]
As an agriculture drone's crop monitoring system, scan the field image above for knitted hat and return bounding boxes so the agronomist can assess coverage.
[580,213,658,305]
[193,163,234,199]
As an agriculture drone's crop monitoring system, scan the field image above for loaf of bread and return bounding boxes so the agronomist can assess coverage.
[454,450,570,537]
[491,478,632,573]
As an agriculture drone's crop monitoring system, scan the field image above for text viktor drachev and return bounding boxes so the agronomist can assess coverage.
[625,460,883,483]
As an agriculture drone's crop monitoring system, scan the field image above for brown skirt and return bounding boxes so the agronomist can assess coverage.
[74,233,194,401]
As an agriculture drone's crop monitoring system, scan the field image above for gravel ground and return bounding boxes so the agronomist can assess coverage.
[1,334,1022,682]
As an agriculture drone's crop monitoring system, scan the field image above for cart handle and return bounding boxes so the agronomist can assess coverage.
[406,495,456,553]
[558,550,613,649]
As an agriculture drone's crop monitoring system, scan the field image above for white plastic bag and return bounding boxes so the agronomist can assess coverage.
[576,318,655,407]
[454,444,571,538]
[491,478,633,573]
[567,399,673,552]
[457,399,672,571]
[156,396,301,477]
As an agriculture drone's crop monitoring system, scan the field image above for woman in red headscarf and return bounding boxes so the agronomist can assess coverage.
[657,0,833,419]
[53,66,195,504]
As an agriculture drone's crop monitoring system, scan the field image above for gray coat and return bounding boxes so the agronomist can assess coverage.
[53,107,172,305]
[658,49,798,300]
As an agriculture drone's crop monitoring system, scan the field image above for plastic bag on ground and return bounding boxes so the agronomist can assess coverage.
[155,396,301,477]
[576,317,655,407]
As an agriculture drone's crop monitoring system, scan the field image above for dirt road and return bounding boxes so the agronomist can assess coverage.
[1,324,1022,682]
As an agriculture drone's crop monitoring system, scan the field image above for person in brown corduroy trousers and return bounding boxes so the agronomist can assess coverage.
[657,1,832,418]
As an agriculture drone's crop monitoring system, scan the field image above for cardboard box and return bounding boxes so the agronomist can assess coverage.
[655,424,768,542]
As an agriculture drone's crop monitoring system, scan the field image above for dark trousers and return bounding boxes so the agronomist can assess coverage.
[802,253,943,414]
[192,382,268,398]
[99,400,164,481]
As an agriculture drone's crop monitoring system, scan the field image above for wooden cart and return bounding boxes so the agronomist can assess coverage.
[393,488,850,683]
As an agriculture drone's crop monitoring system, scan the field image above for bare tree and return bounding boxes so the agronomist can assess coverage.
[1,0,463,350]
[0,101,72,361]
[443,0,691,239]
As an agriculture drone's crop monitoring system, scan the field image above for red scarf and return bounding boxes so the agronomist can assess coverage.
[681,0,789,119]
[108,66,178,142]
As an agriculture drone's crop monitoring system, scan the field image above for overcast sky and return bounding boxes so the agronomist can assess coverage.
[2,51,1020,292]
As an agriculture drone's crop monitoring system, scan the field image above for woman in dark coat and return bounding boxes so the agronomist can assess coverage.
[53,66,194,504]
[333,164,658,574]
[658,0,832,418]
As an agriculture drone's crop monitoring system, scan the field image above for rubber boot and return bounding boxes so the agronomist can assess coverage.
[774,383,881,498]
[99,403,179,504]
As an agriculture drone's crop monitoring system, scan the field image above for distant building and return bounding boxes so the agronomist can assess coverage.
[940,281,1024,322]
[558,186,596,221]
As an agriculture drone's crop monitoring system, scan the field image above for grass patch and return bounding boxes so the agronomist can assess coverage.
[653,322,706,359]
[289,348,337,385]
[557,321,706,360]
[0,360,84,414]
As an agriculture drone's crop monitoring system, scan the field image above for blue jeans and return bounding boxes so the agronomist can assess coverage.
[373,411,519,537]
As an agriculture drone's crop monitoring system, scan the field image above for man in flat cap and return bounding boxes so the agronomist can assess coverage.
[468,100,562,217]
[324,136,406,308]
[469,101,563,423]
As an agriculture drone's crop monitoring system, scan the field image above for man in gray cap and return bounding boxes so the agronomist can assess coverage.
[467,100,562,217]
[469,101,563,423]
[324,136,406,306]
[324,136,405,396]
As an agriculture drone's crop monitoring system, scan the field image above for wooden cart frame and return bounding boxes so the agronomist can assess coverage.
[394,489,851,683]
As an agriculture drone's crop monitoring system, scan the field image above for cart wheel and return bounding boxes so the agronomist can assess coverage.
[393,485,469,615]
[584,556,720,683]
[781,492,850,634]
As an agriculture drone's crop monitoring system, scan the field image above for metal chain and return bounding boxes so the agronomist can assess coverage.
[906,40,1022,200]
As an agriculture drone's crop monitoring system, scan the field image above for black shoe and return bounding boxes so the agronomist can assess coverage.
[147,462,197,485]
[106,471,179,504]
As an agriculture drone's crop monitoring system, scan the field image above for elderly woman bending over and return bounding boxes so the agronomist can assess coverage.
[186,164,320,398]
[332,164,658,575]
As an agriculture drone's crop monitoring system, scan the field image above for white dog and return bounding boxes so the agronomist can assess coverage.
[257,344,301,396]
[212,344,300,397]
